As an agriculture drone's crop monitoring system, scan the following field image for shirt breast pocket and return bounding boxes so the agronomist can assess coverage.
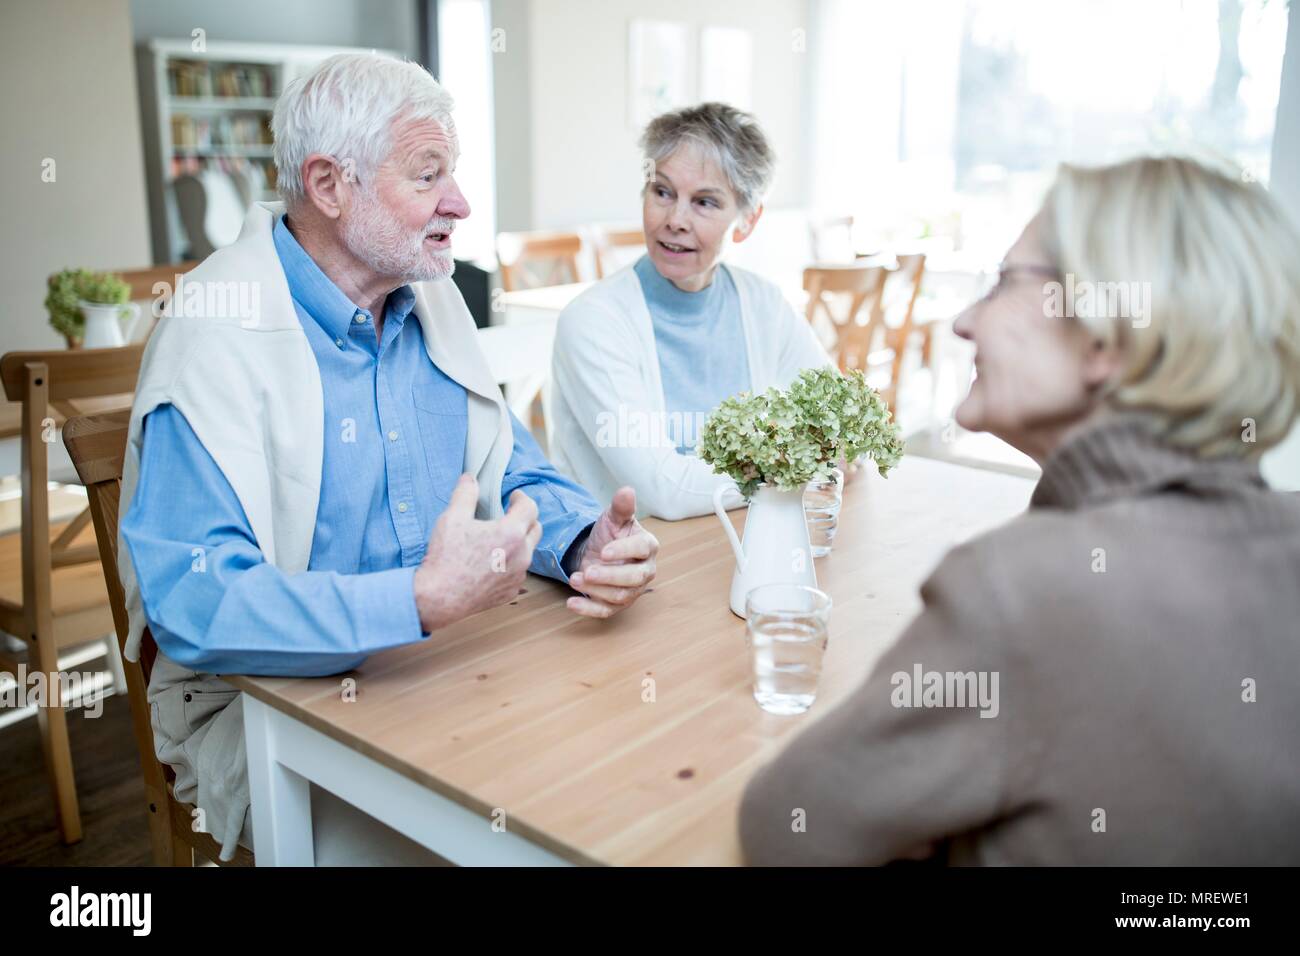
[411,383,469,501]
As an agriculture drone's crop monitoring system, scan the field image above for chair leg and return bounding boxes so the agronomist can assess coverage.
[171,840,195,867]
[31,630,83,844]
[104,636,128,696]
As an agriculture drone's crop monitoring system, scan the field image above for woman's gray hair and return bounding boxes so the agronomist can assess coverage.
[640,102,776,214]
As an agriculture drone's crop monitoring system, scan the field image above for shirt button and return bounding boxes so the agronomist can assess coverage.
[334,337,344,348]
[397,501,408,513]
[354,314,367,324]
[387,430,399,441]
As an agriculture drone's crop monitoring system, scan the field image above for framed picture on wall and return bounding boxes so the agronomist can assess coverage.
[628,19,691,129]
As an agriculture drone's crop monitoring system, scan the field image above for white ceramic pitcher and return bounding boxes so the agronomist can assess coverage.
[78,300,143,349]
[713,482,817,619]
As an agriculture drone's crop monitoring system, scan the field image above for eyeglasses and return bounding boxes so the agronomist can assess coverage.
[971,261,1061,307]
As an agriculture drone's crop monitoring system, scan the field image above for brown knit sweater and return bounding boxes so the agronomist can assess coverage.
[739,416,1300,865]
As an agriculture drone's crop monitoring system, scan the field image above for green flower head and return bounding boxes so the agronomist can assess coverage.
[698,367,904,497]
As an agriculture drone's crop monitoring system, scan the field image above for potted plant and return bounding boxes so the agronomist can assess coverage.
[698,366,904,616]
[45,268,140,349]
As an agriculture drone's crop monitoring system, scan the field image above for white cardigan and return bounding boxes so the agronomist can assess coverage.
[550,263,833,520]
[117,200,515,858]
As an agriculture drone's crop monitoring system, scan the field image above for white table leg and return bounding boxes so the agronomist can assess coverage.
[243,697,573,866]
[243,694,315,866]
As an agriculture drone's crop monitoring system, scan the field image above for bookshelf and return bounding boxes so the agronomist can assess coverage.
[137,39,400,263]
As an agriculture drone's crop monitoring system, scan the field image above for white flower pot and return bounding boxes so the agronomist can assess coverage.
[713,482,818,619]
[78,300,142,350]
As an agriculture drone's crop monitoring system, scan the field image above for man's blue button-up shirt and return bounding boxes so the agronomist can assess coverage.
[120,215,600,677]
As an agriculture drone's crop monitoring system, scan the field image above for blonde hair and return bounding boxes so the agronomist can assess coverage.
[1039,155,1300,457]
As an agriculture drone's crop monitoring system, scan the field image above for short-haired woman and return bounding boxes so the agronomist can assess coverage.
[740,155,1300,865]
[550,103,832,520]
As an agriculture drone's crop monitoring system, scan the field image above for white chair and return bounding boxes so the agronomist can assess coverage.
[476,323,557,448]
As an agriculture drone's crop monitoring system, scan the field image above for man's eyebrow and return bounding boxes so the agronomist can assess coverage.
[413,146,450,165]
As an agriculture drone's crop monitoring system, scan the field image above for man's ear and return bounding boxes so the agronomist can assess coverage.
[301,153,349,220]
[731,204,764,244]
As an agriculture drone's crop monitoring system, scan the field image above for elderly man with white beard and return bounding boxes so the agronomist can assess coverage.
[117,53,659,864]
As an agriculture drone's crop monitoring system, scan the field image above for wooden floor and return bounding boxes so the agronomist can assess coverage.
[0,691,152,865]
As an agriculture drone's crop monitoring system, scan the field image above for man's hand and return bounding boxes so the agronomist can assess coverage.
[413,475,542,632]
[567,486,658,619]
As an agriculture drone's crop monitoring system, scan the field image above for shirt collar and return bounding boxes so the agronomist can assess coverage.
[272,213,417,342]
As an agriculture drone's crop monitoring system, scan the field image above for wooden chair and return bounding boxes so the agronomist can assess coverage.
[62,410,254,866]
[593,226,646,278]
[0,345,144,843]
[803,261,889,379]
[803,255,932,415]
[496,230,584,292]
[115,261,200,302]
[879,253,930,409]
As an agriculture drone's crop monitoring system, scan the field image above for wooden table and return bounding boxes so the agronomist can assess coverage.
[231,456,1034,865]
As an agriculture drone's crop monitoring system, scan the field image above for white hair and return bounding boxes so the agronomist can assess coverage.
[272,52,456,207]
[1041,155,1300,457]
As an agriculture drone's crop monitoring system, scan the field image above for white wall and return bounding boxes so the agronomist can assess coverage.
[492,0,812,231]
[0,0,152,353]
[490,0,534,232]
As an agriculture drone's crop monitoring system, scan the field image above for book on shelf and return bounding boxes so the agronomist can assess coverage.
[167,59,212,98]
[167,60,275,100]
[170,113,273,150]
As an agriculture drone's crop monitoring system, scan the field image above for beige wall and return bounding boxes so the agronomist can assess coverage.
[0,0,152,353]
[492,0,812,231]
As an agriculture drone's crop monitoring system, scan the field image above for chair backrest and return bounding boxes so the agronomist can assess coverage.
[114,263,202,304]
[1,344,144,406]
[878,252,928,417]
[496,230,584,292]
[0,346,143,630]
[802,263,888,374]
[594,226,646,278]
[62,410,182,863]
[881,252,927,331]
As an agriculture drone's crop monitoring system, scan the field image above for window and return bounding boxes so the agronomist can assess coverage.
[808,0,1291,264]
[437,0,497,267]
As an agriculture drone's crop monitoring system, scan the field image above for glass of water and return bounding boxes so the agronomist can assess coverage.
[745,585,833,715]
[804,468,844,558]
